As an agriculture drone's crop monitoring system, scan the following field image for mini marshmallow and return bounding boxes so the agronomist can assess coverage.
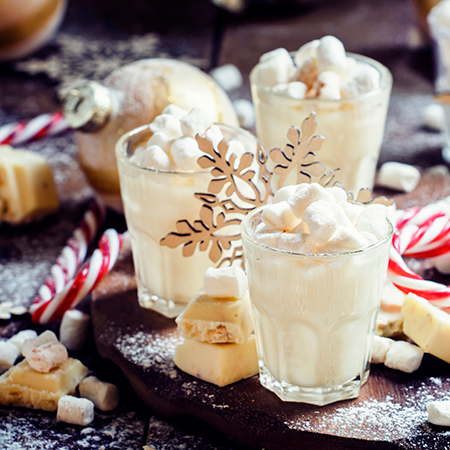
[180,108,213,138]
[316,225,369,253]
[257,55,294,88]
[378,162,421,193]
[260,47,293,65]
[287,183,333,218]
[427,401,450,426]
[57,395,94,426]
[273,81,307,99]
[233,99,255,129]
[422,104,445,131]
[146,131,173,151]
[79,376,119,411]
[341,62,380,97]
[371,335,394,364]
[205,125,224,148]
[7,329,37,353]
[339,200,364,225]
[60,310,90,351]
[256,230,282,248]
[162,104,189,120]
[171,136,203,171]
[316,36,348,74]
[355,204,389,240]
[210,64,243,92]
[384,341,424,373]
[272,185,298,204]
[137,145,175,171]
[294,58,319,89]
[203,266,247,299]
[330,203,354,228]
[294,40,320,67]
[302,200,338,244]
[0,341,20,373]
[278,232,316,253]
[26,341,68,373]
[262,201,301,231]
[22,330,58,357]
[149,114,182,139]
[315,71,341,100]
[326,186,347,203]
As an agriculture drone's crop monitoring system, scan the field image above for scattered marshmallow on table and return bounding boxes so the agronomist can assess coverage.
[171,137,203,171]
[60,309,90,351]
[26,341,68,373]
[204,266,247,299]
[422,104,445,132]
[262,201,301,232]
[79,376,120,411]
[210,64,243,92]
[7,329,37,353]
[384,340,424,373]
[57,395,94,426]
[371,335,394,364]
[233,99,255,129]
[22,330,58,357]
[377,162,421,193]
[427,401,450,426]
[149,114,182,139]
[0,341,20,373]
[180,108,213,138]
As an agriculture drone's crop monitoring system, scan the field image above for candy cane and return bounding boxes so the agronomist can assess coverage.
[0,111,70,146]
[30,229,123,324]
[32,201,106,307]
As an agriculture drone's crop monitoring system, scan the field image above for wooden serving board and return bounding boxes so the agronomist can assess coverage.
[91,173,450,450]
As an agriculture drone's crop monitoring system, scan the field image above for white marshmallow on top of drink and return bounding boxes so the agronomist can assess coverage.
[130,105,246,172]
[255,183,388,254]
[256,36,381,100]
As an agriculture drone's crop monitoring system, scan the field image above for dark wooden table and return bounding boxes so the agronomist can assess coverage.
[1,0,449,448]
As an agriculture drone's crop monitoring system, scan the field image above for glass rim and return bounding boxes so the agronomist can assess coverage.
[250,52,393,103]
[115,123,258,176]
[241,203,394,260]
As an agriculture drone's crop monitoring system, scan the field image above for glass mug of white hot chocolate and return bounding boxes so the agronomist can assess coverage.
[116,106,258,317]
[250,36,393,195]
[241,183,393,405]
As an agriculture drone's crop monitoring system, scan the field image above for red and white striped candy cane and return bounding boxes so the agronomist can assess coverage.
[30,229,123,324]
[32,201,106,307]
[388,200,450,310]
[0,111,70,146]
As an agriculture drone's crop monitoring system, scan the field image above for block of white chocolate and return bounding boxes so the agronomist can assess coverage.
[0,145,59,224]
[0,358,88,411]
[174,335,258,387]
[176,291,254,344]
[402,293,450,364]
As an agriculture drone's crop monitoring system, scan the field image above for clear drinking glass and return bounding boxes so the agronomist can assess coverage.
[250,54,392,195]
[241,206,393,406]
[116,124,258,318]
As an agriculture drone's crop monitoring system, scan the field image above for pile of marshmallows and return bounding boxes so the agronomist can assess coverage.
[131,105,245,172]
[255,35,380,100]
[256,183,388,254]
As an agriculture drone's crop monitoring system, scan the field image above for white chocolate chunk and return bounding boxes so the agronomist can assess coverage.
[0,145,59,225]
[174,335,258,387]
[302,200,338,244]
[79,376,119,411]
[378,162,421,193]
[380,282,406,313]
[355,204,389,239]
[22,330,58,358]
[376,309,404,338]
[171,137,203,171]
[149,114,182,139]
[210,64,243,92]
[384,340,424,373]
[422,104,445,131]
[176,291,253,344]
[162,104,189,120]
[288,182,333,218]
[233,99,255,129]
[8,329,37,352]
[428,401,450,426]
[60,310,90,351]
[273,81,307,99]
[402,293,450,364]
[26,341,68,373]
[180,108,213,138]
[316,35,348,74]
[262,201,301,231]
[371,335,394,364]
[57,395,94,426]
[0,341,20,373]
[203,266,247,299]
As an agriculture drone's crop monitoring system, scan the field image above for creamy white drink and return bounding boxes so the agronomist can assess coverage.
[241,183,393,405]
[250,36,392,195]
[116,106,258,317]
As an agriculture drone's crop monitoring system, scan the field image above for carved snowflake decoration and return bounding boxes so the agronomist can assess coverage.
[0,301,27,320]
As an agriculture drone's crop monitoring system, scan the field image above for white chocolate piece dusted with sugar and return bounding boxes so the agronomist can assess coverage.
[428,401,450,426]
[384,341,424,373]
[371,335,394,364]
[79,376,119,411]
[0,341,20,373]
[174,335,258,387]
[203,266,247,299]
[22,330,58,357]
[57,395,94,426]
[26,341,68,373]
[60,309,90,351]
[176,291,253,344]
